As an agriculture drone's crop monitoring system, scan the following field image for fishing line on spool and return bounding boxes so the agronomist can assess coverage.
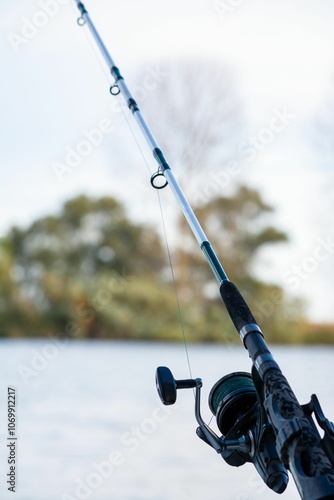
[72,4,194,381]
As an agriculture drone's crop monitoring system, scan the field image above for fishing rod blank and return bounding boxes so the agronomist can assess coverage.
[74,0,228,285]
[72,3,334,499]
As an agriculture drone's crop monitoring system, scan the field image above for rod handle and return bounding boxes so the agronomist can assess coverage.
[220,281,258,333]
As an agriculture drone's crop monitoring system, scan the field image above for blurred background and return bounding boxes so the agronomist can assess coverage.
[0,0,334,498]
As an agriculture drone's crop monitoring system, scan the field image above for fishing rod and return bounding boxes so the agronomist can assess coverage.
[73,2,334,498]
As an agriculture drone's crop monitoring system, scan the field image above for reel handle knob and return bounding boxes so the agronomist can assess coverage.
[155,366,196,405]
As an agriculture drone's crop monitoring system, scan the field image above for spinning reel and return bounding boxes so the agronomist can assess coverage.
[156,365,334,497]
[156,366,289,494]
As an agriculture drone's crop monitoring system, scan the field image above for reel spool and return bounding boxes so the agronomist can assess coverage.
[209,372,258,466]
[209,372,257,435]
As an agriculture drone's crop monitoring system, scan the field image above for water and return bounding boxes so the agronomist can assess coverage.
[0,339,333,500]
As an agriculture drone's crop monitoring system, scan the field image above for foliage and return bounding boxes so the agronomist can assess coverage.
[0,195,164,337]
[0,192,327,343]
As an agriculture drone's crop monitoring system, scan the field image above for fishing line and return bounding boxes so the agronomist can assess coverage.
[116,90,194,381]
[156,191,194,381]
[72,1,194,380]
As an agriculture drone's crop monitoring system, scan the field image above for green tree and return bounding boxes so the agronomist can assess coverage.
[0,195,166,338]
[9,195,163,279]
[0,238,41,336]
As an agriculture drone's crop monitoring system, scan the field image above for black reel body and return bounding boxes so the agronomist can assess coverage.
[156,366,289,494]
[155,365,334,497]
[209,370,288,493]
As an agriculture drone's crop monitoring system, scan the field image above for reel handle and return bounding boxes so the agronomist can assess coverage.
[155,366,196,405]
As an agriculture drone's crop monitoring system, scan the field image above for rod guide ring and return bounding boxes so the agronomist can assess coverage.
[110,84,120,96]
[150,171,168,190]
[77,16,86,26]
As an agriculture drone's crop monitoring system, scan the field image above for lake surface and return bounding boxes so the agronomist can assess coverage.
[0,340,333,500]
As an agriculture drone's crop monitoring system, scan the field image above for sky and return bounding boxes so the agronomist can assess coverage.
[1,0,334,324]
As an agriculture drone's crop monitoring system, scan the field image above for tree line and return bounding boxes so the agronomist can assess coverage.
[0,191,331,343]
